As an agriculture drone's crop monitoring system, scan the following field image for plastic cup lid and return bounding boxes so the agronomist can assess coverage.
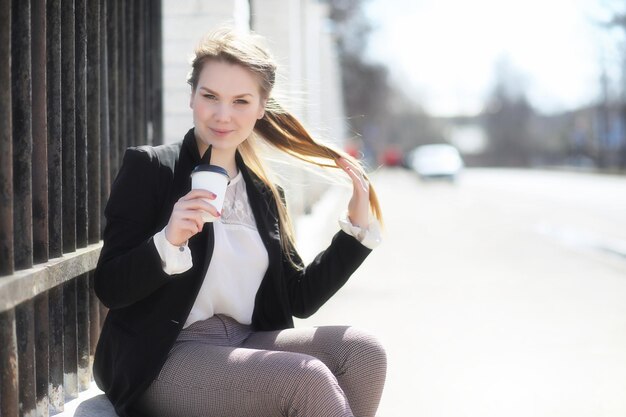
[191,164,230,182]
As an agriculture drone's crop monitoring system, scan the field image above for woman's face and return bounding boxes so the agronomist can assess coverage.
[190,60,266,154]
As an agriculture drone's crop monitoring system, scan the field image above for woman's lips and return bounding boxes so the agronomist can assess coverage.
[210,127,233,137]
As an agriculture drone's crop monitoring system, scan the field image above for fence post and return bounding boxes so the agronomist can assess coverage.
[32,3,51,414]
[0,0,13,277]
[87,0,101,245]
[88,272,100,371]
[0,310,19,417]
[151,0,163,145]
[34,292,50,417]
[124,0,133,147]
[46,2,65,411]
[63,279,78,400]
[16,300,36,416]
[61,0,76,254]
[100,0,110,236]
[48,284,65,413]
[11,0,33,272]
[118,0,125,165]
[104,0,117,208]
[75,0,88,249]
[32,0,49,266]
[47,0,63,261]
[134,0,146,145]
[76,273,91,390]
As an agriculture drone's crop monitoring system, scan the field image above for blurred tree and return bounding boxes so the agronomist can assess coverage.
[385,92,444,150]
[482,57,535,167]
[597,0,626,169]
[325,0,442,165]
[326,0,372,55]
[607,13,626,169]
[325,0,391,163]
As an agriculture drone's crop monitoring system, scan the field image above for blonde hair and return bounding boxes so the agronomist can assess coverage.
[188,28,383,267]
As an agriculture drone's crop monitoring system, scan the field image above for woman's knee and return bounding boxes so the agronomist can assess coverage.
[343,328,387,371]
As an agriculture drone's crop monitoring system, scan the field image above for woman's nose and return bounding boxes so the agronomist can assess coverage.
[214,103,231,122]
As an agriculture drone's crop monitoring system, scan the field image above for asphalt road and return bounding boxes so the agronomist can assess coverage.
[295,167,626,417]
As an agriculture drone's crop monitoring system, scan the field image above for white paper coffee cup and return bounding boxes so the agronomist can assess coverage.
[190,164,230,222]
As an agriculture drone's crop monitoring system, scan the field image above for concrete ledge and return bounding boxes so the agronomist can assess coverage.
[54,383,118,417]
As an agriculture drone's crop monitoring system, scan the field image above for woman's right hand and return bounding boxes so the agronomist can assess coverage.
[164,189,220,246]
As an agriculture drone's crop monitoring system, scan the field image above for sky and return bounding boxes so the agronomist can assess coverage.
[364,0,623,117]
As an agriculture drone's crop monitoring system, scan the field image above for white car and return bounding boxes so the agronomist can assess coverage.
[409,144,464,181]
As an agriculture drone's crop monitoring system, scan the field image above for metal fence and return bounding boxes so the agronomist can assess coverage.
[0,0,163,415]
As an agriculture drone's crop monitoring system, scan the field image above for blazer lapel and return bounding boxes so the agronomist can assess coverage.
[236,151,282,275]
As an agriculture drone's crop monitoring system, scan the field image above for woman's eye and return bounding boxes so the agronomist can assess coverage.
[203,94,217,100]
[234,99,249,105]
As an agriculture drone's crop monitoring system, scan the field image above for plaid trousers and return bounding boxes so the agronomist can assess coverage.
[135,314,387,417]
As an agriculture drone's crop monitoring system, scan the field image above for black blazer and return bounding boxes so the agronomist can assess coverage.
[93,128,372,417]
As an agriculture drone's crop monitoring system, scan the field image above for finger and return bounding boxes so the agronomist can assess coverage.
[338,157,368,182]
[176,219,203,235]
[176,208,220,224]
[337,156,364,173]
[180,211,211,232]
[177,199,218,214]
[174,209,219,233]
[180,189,216,201]
[190,203,221,218]
[336,156,353,172]
[339,159,368,192]
[192,213,206,232]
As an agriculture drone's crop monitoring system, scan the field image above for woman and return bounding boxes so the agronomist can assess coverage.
[93,28,386,417]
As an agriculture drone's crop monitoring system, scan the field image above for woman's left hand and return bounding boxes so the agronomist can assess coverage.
[337,157,370,228]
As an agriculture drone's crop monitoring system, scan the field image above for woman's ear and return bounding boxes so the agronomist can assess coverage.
[189,88,195,109]
[258,98,268,119]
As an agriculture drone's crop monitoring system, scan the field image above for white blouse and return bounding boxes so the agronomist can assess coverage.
[153,171,381,328]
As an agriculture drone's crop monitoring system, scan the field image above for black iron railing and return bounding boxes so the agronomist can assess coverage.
[0,0,163,415]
